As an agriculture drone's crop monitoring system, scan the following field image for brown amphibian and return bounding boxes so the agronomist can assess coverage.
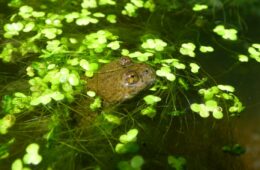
[86,57,156,105]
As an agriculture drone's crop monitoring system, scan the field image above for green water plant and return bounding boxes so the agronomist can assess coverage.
[115,128,139,154]
[11,143,42,170]
[222,144,246,156]
[168,155,186,170]
[213,25,238,41]
[191,85,244,119]
[118,155,144,170]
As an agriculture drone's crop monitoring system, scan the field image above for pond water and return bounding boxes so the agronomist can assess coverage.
[0,1,260,169]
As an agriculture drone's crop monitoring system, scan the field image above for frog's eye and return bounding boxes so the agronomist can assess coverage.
[123,71,139,85]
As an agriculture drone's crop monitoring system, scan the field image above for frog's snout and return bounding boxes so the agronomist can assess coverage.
[141,66,156,84]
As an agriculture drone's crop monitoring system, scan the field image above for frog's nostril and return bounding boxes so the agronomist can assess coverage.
[143,68,150,75]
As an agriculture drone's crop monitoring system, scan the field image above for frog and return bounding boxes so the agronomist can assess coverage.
[86,57,156,105]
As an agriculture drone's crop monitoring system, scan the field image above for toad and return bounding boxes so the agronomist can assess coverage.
[86,57,156,105]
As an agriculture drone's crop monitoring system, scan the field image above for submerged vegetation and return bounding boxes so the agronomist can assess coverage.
[0,0,259,169]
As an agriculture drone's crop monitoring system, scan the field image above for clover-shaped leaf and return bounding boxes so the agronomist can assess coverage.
[141,38,167,51]
[190,63,200,73]
[23,143,42,165]
[143,95,161,105]
[238,54,249,62]
[81,0,97,8]
[4,22,24,38]
[90,97,102,111]
[106,14,117,23]
[119,128,139,143]
[50,91,65,101]
[213,25,238,41]
[107,41,120,50]
[156,66,176,81]
[141,106,156,118]
[65,12,80,23]
[19,5,33,18]
[179,42,196,57]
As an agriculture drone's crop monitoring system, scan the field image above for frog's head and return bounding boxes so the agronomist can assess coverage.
[120,62,156,101]
[87,57,156,104]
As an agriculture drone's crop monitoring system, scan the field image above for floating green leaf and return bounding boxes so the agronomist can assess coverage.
[23,143,42,165]
[11,159,23,170]
[4,22,24,38]
[199,45,214,53]
[90,97,102,111]
[141,106,156,118]
[119,128,139,144]
[130,155,144,169]
[238,54,249,62]
[192,4,208,11]
[106,14,117,23]
[179,42,196,57]
[141,38,167,51]
[143,95,161,105]
[156,66,176,81]
[213,25,238,41]
[0,115,16,134]
[190,63,200,73]
[217,85,235,92]
[103,114,121,125]
[107,41,120,50]
[115,142,139,154]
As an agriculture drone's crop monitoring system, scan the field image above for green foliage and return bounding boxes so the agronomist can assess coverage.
[222,144,246,156]
[90,97,102,110]
[2,93,32,114]
[115,129,139,154]
[0,138,15,159]
[191,85,244,119]
[23,143,42,165]
[199,45,214,53]
[248,43,260,62]
[192,4,208,11]
[0,115,16,134]
[168,155,186,170]
[11,143,42,170]
[141,38,167,52]
[141,95,161,118]
[118,155,144,170]
[179,42,196,57]
[102,113,121,125]
[213,25,238,41]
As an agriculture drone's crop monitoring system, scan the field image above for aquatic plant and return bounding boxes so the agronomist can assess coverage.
[0,0,259,169]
